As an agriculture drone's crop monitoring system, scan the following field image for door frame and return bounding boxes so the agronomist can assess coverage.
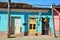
[11,16,20,35]
[41,17,50,35]
[28,16,37,35]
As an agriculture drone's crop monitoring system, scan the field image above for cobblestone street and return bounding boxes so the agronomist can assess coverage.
[0,35,60,40]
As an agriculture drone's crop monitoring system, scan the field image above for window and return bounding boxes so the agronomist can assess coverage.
[30,24,32,29]
[33,24,36,29]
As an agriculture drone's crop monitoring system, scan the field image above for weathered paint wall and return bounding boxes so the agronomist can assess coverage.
[53,8,60,36]
[41,10,54,33]
[0,11,39,33]
[54,16,59,30]
[0,11,8,32]
[0,10,54,34]
[41,16,54,32]
[29,10,54,33]
[10,12,39,33]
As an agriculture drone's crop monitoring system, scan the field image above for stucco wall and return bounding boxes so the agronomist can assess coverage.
[41,10,54,33]
[54,9,60,31]
[54,16,59,30]
[0,11,8,32]
[0,10,54,34]
[0,11,39,33]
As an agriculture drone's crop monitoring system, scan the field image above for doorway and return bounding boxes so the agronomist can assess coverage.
[42,17,50,35]
[11,17,20,35]
[28,17,36,35]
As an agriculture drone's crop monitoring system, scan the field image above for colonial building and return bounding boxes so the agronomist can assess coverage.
[0,2,57,37]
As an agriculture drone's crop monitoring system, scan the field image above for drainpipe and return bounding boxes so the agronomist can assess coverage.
[52,4,56,37]
[8,0,11,38]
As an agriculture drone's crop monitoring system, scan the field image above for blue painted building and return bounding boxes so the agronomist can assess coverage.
[0,2,54,37]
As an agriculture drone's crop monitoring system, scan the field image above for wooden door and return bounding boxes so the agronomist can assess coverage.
[42,17,50,35]
[14,18,20,34]
[29,17,36,34]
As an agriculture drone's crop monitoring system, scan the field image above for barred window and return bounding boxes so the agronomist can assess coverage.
[33,24,36,29]
[30,24,32,29]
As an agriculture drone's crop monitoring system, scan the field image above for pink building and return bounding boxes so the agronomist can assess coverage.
[54,5,60,35]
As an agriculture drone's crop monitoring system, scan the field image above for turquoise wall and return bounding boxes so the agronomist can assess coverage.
[10,12,38,33]
[41,10,54,33]
[0,11,39,33]
[29,10,54,33]
[0,11,8,32]
[0,10,54,33]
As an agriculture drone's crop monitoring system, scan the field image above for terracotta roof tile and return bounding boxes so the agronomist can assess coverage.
[0,2,51,10]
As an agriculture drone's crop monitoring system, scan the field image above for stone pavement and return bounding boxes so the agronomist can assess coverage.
[0,35,60,40]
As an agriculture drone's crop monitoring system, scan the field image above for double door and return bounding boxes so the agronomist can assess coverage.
[28,17,36,34]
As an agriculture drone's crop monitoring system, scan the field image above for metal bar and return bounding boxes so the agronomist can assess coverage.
[52,4,56,37]
[8,0,11,38]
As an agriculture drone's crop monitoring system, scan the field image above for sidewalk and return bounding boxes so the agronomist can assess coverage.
[0,35,60,40]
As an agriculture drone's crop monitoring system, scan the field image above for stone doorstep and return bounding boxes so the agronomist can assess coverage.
[10,34,20,37]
